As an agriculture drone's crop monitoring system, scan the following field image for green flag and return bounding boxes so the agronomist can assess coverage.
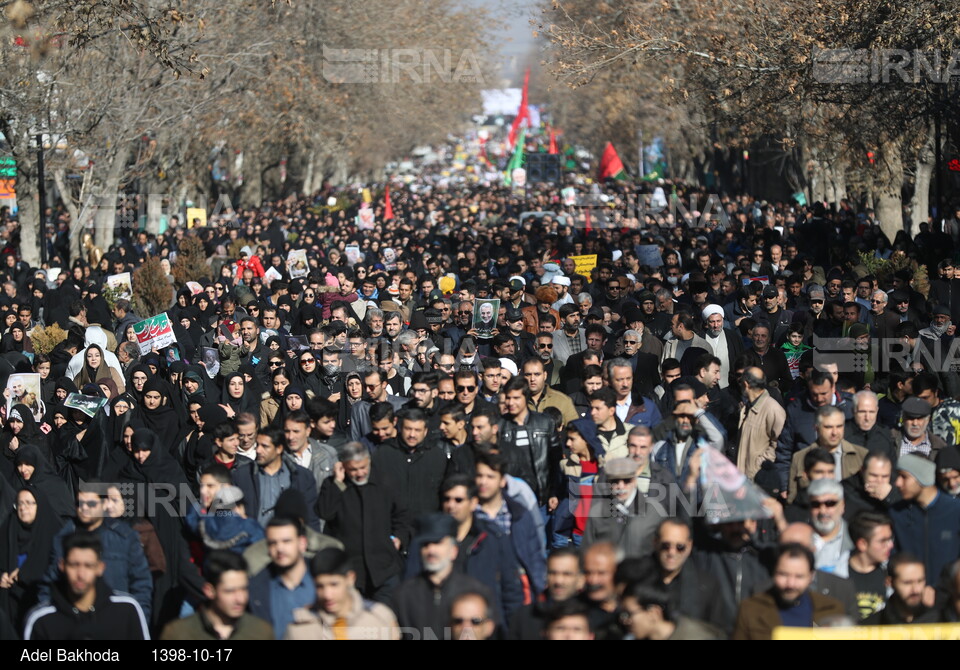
[504,128,526,186]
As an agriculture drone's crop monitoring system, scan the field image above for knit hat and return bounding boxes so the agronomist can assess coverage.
[898,453,936,488]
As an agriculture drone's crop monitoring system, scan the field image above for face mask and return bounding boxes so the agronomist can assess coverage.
[460,355,475,366]
[667,276,679,286]
[322,364,339,376]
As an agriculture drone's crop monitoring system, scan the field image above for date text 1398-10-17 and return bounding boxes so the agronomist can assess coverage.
[153,649,233,662]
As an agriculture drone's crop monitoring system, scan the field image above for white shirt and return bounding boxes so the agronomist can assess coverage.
[615,398,631,422]
[291,444,312,470]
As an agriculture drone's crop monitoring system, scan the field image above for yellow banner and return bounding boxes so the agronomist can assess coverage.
[773,624,960,640]
[186,208,206,228]
[570,254,598,277]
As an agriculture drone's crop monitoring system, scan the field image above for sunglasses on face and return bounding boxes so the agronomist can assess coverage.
[443,496,466,503]
[810,499,840,509]
[300,358,316,364]
[608,478,634,485]
[457,385,476,393]
[658,542,687,552]
[538,343,553,349]
[77,500,100,509]
[452,617,488,626]
[623,340,639,345]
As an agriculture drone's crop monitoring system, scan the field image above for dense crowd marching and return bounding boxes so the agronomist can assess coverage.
[1,179,960,640]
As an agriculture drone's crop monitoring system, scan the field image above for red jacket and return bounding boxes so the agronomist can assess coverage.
[235,255,266,280]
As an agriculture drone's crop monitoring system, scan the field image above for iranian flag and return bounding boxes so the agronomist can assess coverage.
[598,142,627,180]
[384,185,394,220]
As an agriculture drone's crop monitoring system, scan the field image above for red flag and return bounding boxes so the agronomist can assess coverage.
[598,142,627,180]
[384,185,394,220]
[548,128,558,155]
[508,68,531,149]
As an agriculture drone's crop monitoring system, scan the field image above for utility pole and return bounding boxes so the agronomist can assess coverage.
[36,134,47,266]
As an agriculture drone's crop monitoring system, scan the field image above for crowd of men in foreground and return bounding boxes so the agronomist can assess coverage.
[3,183,960,640]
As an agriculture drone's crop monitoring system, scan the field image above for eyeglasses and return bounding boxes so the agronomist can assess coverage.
[871,299,885,304]
[270,361,284,367]
[538,343,553,349]
[300,358,316,364]
[304,293,315,298]
[623,340,638,345]
[442,496,466,503]
[658,542,687,552]
[608,478,634,485]
[77,500,100,509]
[458,310,472,315]
[810,499,840,509]
[452,617,488,626]
[456,385,476,393]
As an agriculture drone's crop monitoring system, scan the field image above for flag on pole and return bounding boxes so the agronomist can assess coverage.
[504,128,526,186]
[508,68,531,150]
[598,142,627,181]
[384,185,394,220]
[548,128,558,155]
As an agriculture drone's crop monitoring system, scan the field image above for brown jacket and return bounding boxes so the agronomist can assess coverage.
[787,440,868,503]
[737,391,786,481]
[529,387,579,425]
[283,587,400,640]
[732,589,846,640]
[522,304,560,336]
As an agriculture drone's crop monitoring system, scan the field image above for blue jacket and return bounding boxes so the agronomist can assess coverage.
[405,517,524,625]
[503,494,547,597]
[185,504,265,554]
[890,492,960,582]
[41,518,153,620]
[775,390,853,488]
[231,457,321,531]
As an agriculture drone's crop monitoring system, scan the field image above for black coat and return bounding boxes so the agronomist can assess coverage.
[371,438,449,520]
[315,474,411,590]
[633,555,727,629]
[393,571,493,640]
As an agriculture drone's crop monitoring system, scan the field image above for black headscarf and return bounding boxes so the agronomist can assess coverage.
[130,377,185,456]
[14,445,74,521]
[220,371,259,416]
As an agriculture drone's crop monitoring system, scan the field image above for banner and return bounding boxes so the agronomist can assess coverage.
[64,393,108,419]
[699,444,773,524]
[773,624,960,640]
[569,254,598,277]
[636,245,663,268]
[186,207,206,228]
[105,272,133,301]
[133,313,177,355]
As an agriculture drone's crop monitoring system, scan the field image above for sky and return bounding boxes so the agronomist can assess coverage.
[465,0,541,87]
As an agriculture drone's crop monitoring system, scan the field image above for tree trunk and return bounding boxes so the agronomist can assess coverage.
[909,125,935,236]
[52,168,85,262]
[874,139,905,241]
[92,143,131,252]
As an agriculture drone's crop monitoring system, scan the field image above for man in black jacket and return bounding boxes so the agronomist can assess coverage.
[24,532,150,640]
[393,514,492,640]
[497,376,563,511]
[316,441,412,605]
[632,519,726,629]
[371,407,449,520]
[231,427,321,531]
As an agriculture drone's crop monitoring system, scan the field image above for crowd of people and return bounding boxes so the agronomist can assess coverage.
[1,177,960,641]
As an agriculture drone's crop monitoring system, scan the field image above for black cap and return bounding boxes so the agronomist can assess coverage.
[424,308,444,325]
[888,290,909,304]
[902,397,932,419]
[623,304,644,324]
[505,306,523,322]
[762,285,779,299]
[933,304,951,317]
[414,513,458,544]
[936,446,960,473]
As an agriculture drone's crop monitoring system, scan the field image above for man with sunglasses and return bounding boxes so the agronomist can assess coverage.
[503,306,536,363]
[582,457,661,558]
[41,484,153,621]
[806,479,853,577]
[631,519,726,629]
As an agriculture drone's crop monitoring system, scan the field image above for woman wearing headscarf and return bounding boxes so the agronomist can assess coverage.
[182,403,229,490]
[220,371,259,418]
[0,488,63,627]
[0,403,50,485]
[130,377,186,456]
[120,428,204,628]
[292,349,323,397]
[14,445,75,521]
[0,324,33,357]
[336,370,365,435]
[125,363,153,405]
[73,343,125,395]
[259,367,292,428]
